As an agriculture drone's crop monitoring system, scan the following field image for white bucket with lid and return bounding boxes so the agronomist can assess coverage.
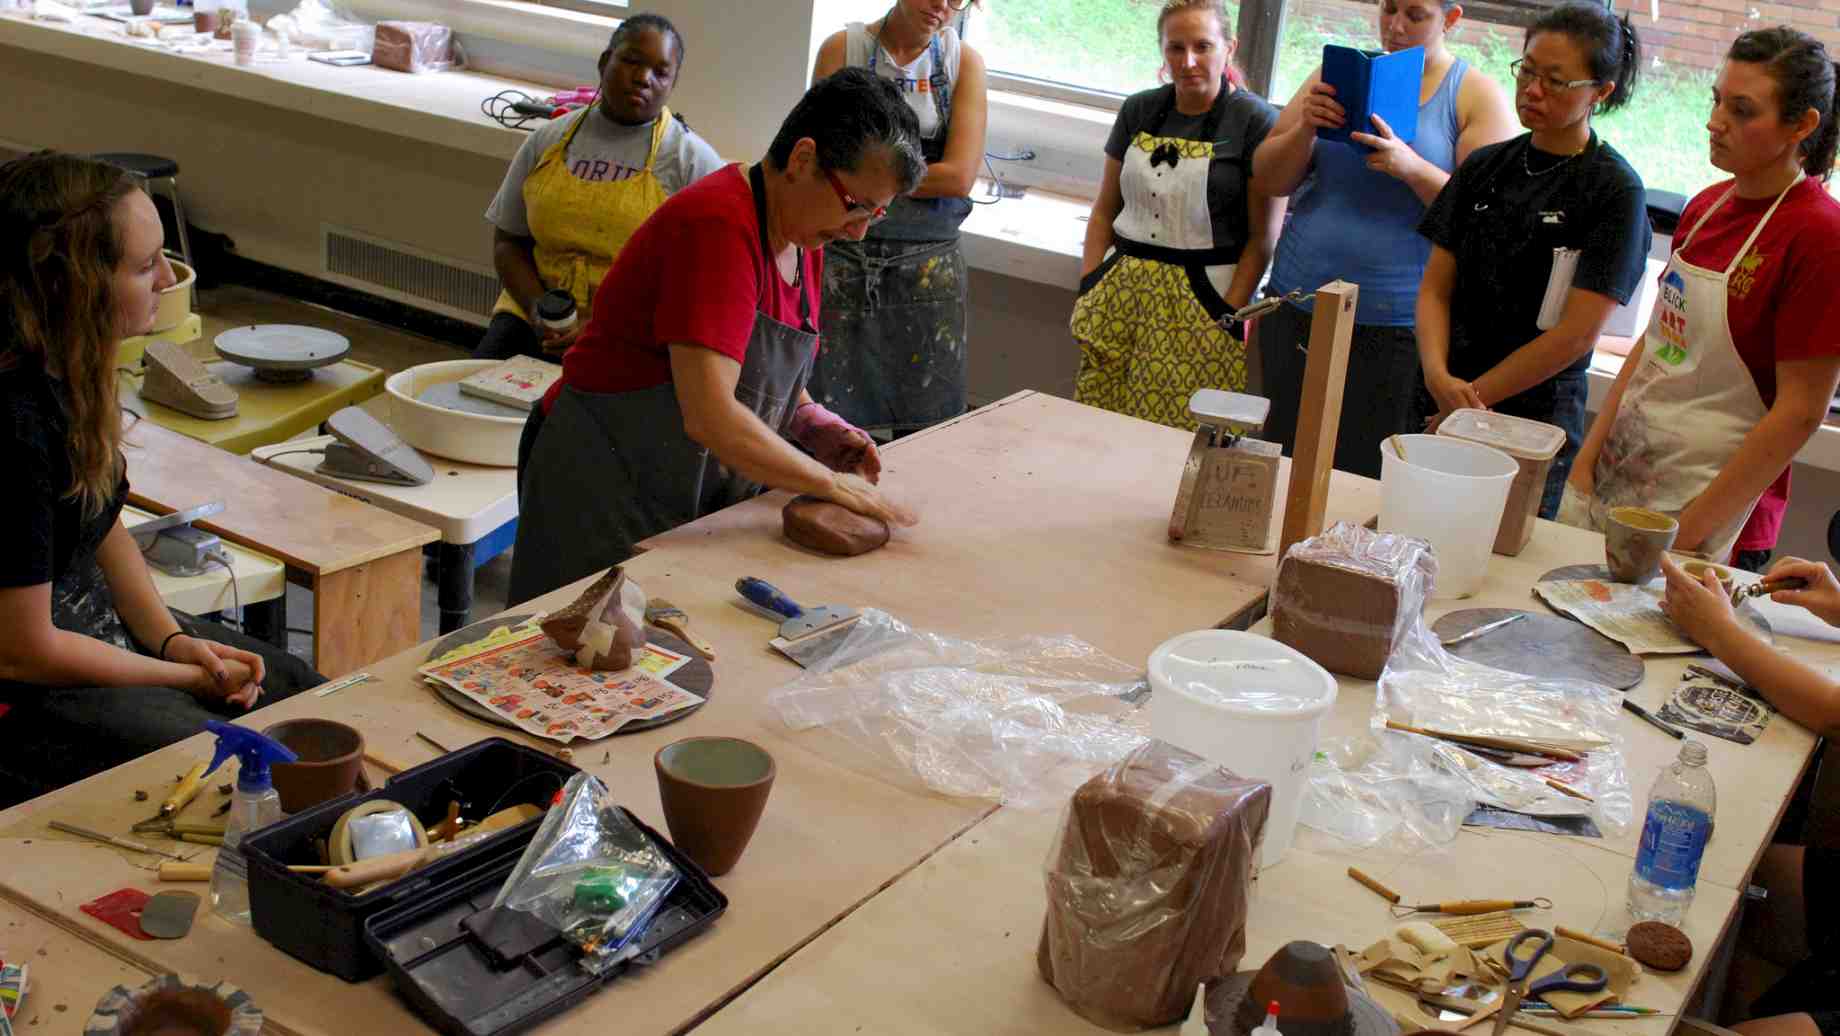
[1147,630,1338,869]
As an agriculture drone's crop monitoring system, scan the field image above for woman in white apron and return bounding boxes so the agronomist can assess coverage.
[1563,27,1840,561]
[1072,0,1283,430]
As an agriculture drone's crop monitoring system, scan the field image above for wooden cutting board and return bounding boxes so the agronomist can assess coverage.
[1431,607,1645,689]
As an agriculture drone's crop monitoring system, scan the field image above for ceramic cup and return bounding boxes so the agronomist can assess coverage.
[654,737,775,877]
[262,718,365,814]
[128,0,155,16]
[1605,506,1679,583]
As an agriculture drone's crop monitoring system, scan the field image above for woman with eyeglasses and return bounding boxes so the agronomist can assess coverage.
[1252,0,1517,478]
[1070,0,1281,428]
[809,0,987,438]
[508,69,922,605]
[1562,28,1840,563]
[1415,2,1651,518]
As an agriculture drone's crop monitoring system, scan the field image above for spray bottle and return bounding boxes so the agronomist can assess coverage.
[203,720,297,926]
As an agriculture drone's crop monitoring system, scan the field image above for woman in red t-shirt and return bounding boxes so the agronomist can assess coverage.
[1564,27,1840,563]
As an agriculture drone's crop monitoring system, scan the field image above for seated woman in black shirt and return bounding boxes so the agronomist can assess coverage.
[1415,1,1652,517]
[0,152,322,800]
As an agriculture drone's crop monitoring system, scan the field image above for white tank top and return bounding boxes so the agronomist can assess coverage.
[844,20,961,140]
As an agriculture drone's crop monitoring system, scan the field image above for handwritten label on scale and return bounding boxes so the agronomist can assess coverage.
[1171,437,1280,555]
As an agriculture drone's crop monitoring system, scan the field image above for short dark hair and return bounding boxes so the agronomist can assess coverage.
[605,12,683,67]
[767,67,926,194]
[1728,26,1838,181]
[1527,2,1642,114]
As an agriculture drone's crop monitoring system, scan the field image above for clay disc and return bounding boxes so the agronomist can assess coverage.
[1432,608,1644,689]
[140,890,201,939]
[426,614,712,736]
[1626,920,1692,971]
[1537,564,1774,641]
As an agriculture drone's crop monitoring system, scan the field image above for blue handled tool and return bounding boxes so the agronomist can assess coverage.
[735,577,861,668]
[1490,930,1607,1036]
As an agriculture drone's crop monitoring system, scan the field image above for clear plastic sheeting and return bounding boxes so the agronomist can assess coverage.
[1297,734,1475,852]
[492,773,680,966]
[1374,607,1633,834]
[767,609,1151,807]
[1038,740,1270,1031]
[1271,522,1438,679]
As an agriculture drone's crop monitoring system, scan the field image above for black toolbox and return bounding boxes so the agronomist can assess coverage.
[363,809,726,1035]
[241,737,578,981]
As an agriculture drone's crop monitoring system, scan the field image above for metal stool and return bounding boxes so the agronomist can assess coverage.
[93,152,193,270]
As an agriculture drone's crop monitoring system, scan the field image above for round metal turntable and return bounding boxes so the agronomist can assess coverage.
[214,324,351,383]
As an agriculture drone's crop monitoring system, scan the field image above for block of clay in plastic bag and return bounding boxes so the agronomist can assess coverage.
[1038,740,1271,1031]
[1270,521,1437,680]
[540,566,645,671]
[372,20,453,73]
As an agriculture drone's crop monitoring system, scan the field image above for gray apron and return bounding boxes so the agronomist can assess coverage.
[508,163,818,606]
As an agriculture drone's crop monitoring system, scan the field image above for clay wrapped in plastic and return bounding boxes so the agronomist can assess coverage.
[1038,739,1270,1031]
[541,566,646,671]
[371,20,453,73]
[1271,521,1438,679]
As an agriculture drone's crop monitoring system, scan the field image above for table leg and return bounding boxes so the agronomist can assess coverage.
[310,549,423,677]
[243,596,288,649]
[436,541,475,635]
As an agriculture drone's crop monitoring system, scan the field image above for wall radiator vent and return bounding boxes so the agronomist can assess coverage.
[321,225,496,325]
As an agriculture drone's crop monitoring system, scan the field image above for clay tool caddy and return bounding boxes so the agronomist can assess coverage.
[140,339,238,420]
[1167,389,1281,554]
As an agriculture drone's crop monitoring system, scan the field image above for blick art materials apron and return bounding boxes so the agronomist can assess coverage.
[1559,174,1803,561]
[508,163,818,605]
[1073,81,1250,430]
[491,106,673,327]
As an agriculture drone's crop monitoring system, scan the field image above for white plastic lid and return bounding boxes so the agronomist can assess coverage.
[1436,408,1565,461]
[1148,630,1337,718]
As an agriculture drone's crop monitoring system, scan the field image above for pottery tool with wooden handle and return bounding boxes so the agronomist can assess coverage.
[1385,720,1583,762]
[1392,897,1554,918]
[132,761,210,833]
[647,598,715,659]
[1731,575,1809,607]
[735,577,861,668]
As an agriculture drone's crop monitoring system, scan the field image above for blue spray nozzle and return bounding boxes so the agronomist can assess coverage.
[204,720,298,793]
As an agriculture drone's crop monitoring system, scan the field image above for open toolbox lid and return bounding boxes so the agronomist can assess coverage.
[363,808,727,1036]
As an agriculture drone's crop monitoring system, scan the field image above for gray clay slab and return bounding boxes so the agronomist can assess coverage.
[215,325,350,371]
[415,382,529,419]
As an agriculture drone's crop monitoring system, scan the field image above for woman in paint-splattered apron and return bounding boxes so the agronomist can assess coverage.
[0,154,321,800]
[809,1,988,437]
[1071,0,1282,430]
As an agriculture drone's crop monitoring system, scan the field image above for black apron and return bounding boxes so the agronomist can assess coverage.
[508,164,818,605]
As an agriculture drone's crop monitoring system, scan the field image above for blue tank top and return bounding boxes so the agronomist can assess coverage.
[1268,57,1468,326]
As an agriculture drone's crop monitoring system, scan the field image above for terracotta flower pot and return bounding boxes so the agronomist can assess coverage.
[653,737,774,877]
[261,719,365,814]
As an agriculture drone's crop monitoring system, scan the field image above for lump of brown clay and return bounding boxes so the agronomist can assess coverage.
[122,988,232,1036]
[1626,921,1692,972]
[541,566,646,671]
[783,495,889,557]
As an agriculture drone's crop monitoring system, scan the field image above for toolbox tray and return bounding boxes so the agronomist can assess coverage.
[363,808,726,1035]
[241,737,577,981]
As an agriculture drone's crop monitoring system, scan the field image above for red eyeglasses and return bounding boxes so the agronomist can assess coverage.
[822,167,889,224]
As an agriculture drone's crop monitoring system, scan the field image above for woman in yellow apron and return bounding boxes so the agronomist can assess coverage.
[477,14,723,361]
[1072,0,1284,430]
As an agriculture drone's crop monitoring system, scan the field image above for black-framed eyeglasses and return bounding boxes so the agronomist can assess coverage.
[822,167,890,224]
[1509,58,1601,92]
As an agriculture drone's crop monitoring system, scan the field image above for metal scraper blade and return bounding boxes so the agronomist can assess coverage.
[780,604,857,641]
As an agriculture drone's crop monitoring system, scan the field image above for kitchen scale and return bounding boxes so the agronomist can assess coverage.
[214,325,350,384]
[1167,389,1281,554]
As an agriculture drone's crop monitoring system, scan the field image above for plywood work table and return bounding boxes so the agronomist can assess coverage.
[0,897,153,1028]
[122,418,439,676]
[694,517,1819,1036]
[0,393,1386,1035]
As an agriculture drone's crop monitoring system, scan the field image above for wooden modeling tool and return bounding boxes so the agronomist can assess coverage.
[132,761,209,833]
[1543,779,1594,803]
[1554,926,1628,957]
[1392,898,1553,918]
[646,598,715,659]
[1384,720,1583,763]
[49,820,186,861]
[1349,867,1402,903]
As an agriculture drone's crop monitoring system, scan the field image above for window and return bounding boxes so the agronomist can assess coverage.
[521,0,623,14]
[972,0,1166,105]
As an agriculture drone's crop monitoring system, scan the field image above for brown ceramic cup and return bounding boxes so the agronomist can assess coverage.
[654,737,775,877]
[262,718,365,814]
[1605,506,1679,583]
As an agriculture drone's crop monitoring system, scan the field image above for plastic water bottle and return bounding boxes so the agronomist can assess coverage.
[1252,1001,1284,1036]
[202,721,296,926]
[1627,739,1716,925]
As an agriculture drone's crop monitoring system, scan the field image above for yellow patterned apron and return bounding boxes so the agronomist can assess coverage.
[492,106,673,325]
[1073,84,1249,430]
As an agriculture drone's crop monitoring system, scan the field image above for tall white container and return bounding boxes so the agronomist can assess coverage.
[1148,630,1338,869]
[1379,435,1518,599]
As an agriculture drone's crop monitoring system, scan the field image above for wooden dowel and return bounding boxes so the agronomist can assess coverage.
[1348,866,1402,904]
[1544,778,1595,803]
[1555,926,1627,956]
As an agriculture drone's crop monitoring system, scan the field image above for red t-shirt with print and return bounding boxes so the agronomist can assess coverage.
[541,163,821,412]
[1671,178,1840,552]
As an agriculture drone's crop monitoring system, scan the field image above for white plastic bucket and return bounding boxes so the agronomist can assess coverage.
[1378,434,1518,599]
[1147,630,1338,869]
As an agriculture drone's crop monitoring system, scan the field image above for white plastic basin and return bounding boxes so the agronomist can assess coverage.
[383,359,525,467]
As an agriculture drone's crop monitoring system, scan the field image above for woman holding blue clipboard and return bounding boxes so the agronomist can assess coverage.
[1253,0,1515,478]
[1415,2,1651,519]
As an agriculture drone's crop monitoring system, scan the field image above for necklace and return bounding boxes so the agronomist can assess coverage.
[1522,137,1591,178]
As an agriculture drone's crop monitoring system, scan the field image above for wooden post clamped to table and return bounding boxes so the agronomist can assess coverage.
[1279,281,1359,561]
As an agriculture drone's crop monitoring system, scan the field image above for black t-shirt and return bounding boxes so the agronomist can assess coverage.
[0,363,130,639]
[1420,132,1651,398]
[1104,84,1277,257]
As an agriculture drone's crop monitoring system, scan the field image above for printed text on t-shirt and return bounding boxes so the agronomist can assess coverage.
[572,159,646,183]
